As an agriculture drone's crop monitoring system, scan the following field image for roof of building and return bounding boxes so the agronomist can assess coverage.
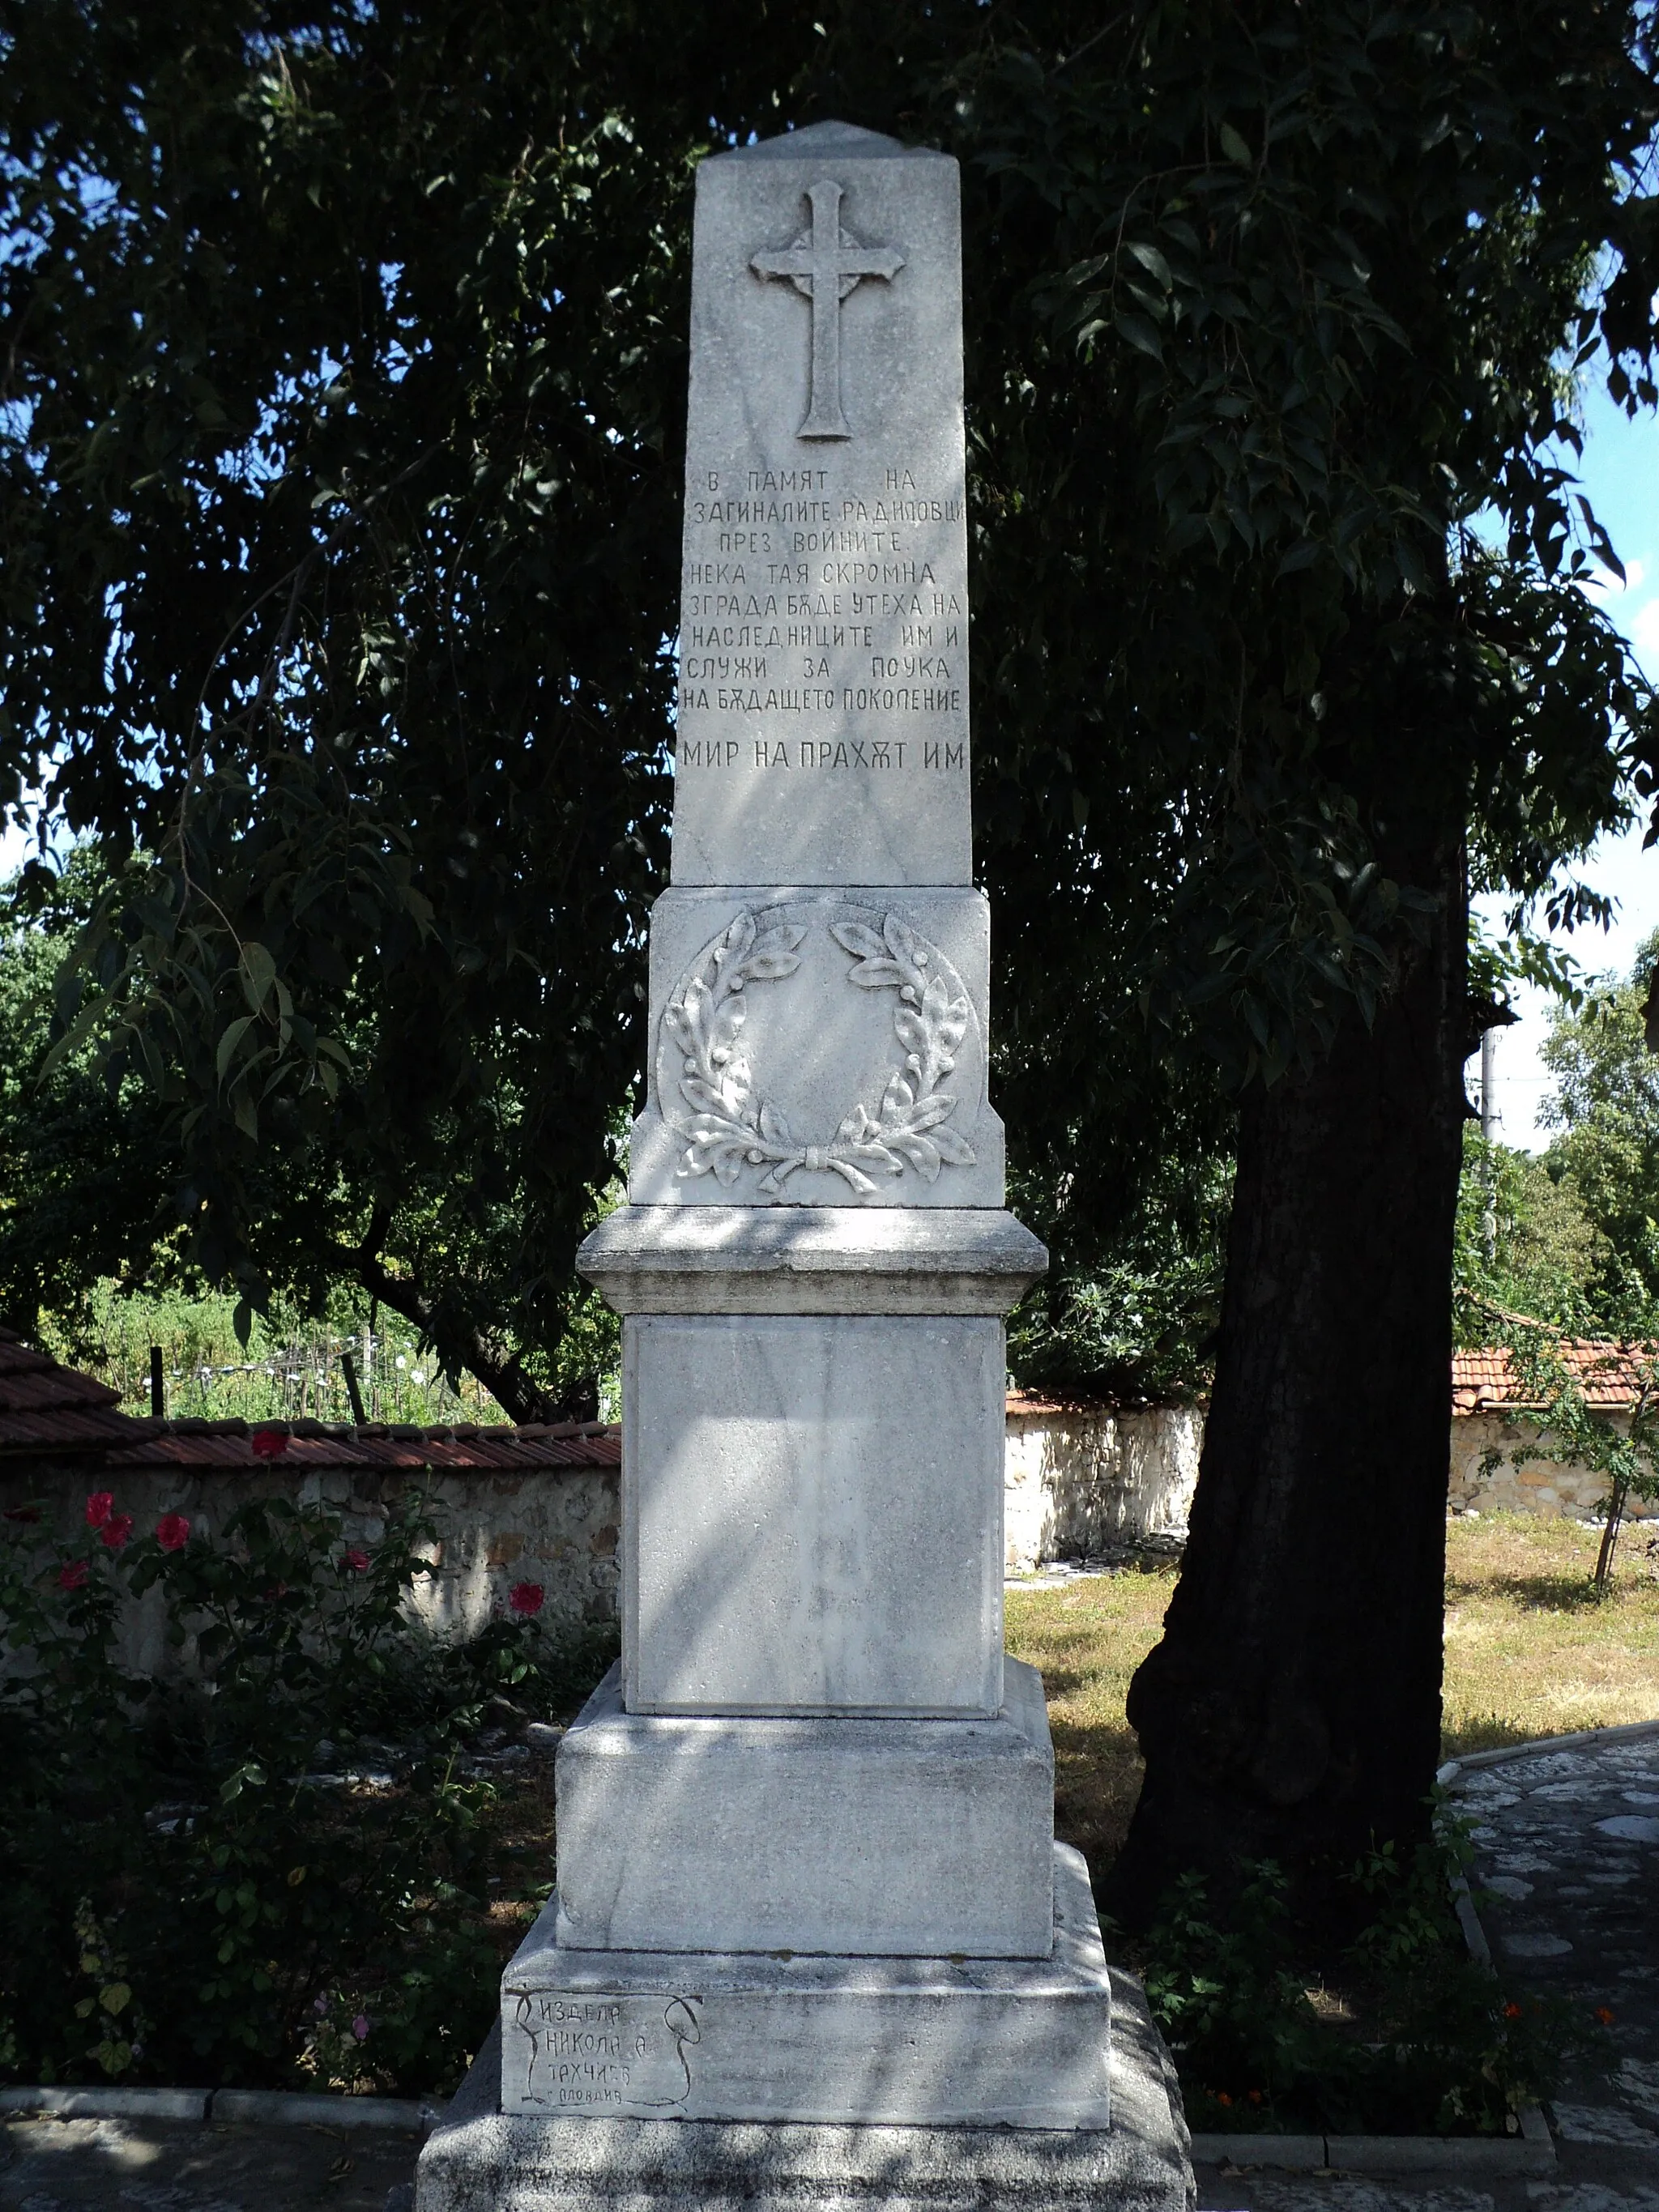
[0,1320,621,1471]
[102,1417,621,1474]
[1005,1387,1152,1418]
[0,1324,146,1459]
[1452,1341,1653,1416]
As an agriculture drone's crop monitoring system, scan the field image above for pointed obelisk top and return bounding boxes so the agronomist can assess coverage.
[715,118,911,161]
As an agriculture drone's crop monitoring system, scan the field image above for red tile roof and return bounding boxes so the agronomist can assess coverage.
[0,1324,145,1458]
[1452,1342,1654,1415]
[0,1324,620,1470]
[1006,1387,1134,1417]
[104,1417,621,1474]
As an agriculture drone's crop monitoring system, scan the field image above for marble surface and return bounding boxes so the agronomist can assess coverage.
[499,1842,1107,2127]
[627,886,1003,1209]
[552,1659,1055,1960]
[577,1202,1047,1315]
[420,1962,1192,2208]
[622,1312,1004,1715]
[672,122,970,888]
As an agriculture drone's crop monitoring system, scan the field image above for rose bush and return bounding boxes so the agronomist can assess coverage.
[0,1489,613,2093]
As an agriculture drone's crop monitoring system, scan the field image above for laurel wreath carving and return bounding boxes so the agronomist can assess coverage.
[663,910,978,1196]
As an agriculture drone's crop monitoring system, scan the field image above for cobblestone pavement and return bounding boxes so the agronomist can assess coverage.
[0,2116,416,2212]
[1455,1728,1659,2152]
[1198,2161,1659,2212]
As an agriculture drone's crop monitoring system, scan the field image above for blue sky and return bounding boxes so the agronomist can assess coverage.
[1475,384,1659,1149]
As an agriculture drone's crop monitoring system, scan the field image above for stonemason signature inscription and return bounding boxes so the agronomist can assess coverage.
[509,1989,702,2112]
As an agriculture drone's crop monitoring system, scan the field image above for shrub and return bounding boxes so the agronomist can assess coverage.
[1136,1824,1608,2133]
[0,1485,609,2092]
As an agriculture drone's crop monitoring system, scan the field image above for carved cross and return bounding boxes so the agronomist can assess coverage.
[751,180,904,440]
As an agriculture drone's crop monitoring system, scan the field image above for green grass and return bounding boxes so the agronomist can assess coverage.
[1004,1511,1659,1877]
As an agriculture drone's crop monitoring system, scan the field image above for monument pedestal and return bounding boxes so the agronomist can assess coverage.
[501,1843,1108,2129]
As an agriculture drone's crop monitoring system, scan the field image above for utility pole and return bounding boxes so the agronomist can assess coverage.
[1480,1025,1498,1267]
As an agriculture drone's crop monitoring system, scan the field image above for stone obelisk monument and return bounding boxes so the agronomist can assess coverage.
[416,121,1190,2212]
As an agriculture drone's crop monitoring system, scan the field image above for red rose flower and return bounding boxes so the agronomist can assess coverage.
[343,1549,369,1573]
[1597,2005,1616,2025]
[509,1581,544,1617]
[3,1505,41,1524]
[85,1490,114,1528]
[1503,2001,1524,2019]
[250,1429,289,1459]
[100,1512,134,1550]
[58,1558,89,1589]
[156,1513,191,1552]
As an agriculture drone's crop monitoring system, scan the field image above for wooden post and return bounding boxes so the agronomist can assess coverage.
[149,1346,164,1421]
[341,1349,367,1426]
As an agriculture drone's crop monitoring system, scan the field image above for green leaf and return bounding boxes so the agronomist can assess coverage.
[1125,241,1173,290]
[215,1014,257,1083]
[239,942,277,1014]
[1115,309,1164,361]
[1218,121,1252,166]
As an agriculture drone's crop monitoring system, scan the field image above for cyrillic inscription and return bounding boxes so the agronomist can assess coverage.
[674,135,970,884]
[509,1990,702,2112]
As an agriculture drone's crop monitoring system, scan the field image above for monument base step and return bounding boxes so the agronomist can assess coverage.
[497,1842,1108,2129]
[416,1963,1192,2212]
[554,1658,1054,1958]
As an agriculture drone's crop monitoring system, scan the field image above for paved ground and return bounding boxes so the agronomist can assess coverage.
[1198,2158,1659,2212]
[1456,1728,1659,2151]
[0,2116,416,2212]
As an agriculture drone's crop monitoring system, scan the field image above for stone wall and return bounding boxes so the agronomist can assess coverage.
[1004,1402,1202,1572]
[1448,1410,1655,1521]
[1004,1400,1653,1565]
[12,1400,1639,1677]
[1,1454,621,1677]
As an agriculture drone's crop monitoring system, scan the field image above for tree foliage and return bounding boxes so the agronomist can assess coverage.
[5,2,1656,1411]
[1537,931,1659,1319]
[1453,1129,1609,1341]
[0,852,175,1329]
[0,3,811,1406]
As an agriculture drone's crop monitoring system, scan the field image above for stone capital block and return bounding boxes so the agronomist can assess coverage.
[552,1660,1055,1959]
[578,1204,1047,1316]
[622,1312,1004,1716]
[628,885,1002,1210]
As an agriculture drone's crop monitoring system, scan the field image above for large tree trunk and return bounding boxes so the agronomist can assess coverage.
[1106,829,1467,1932]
